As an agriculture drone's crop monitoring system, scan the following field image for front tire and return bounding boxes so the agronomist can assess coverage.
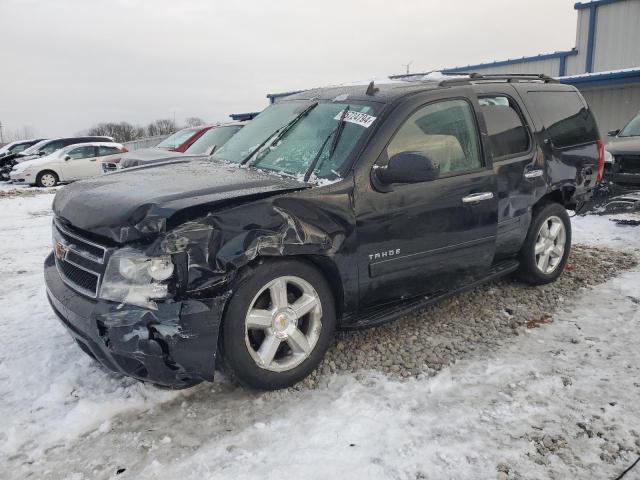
[219,259,336,390]
[516,201,571,285]
[36,170,58,188]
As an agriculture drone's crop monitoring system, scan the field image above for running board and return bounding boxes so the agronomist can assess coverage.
[342,260,519,330]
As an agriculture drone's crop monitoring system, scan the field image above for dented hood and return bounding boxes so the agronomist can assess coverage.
[53,159,307,243]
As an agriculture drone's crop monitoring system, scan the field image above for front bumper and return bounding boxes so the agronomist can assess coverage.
[45,252,228,388]
[9,170,29,183]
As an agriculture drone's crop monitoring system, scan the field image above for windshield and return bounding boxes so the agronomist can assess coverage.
[157,127,200,149]
[186,125,242,154]
[212,101,379,179]
[619,112,640,137]
[19,139,51,156]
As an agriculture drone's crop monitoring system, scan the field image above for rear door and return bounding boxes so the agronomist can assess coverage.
[63,145,98,180]
[475,85,541,258]
[355,91,498,307]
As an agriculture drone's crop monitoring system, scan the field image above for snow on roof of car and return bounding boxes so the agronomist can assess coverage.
[59,141,123,151]
[278,72,463,105]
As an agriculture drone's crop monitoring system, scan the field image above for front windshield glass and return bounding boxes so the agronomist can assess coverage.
[157,128,200,149]
[619,112,640,137]
[20,139,50,155]
[212,101,379,179]
[186,125,242,154]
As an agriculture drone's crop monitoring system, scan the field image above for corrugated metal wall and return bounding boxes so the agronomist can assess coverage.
[581,84,640,134]
[593,0,640,72]
[565,8,590,76]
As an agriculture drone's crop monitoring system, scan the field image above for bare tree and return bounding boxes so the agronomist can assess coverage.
[146,118,177,137]
[86,122,145,143]
[2,125,40,142]
[184,116,205,127]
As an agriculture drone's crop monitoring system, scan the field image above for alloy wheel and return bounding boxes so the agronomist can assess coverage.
[534,216,566,274]
[244,275,322,372]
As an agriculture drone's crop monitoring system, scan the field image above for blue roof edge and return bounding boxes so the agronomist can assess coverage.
[574,0,625,10]
[559,68,640,88]
[443,49,578,73]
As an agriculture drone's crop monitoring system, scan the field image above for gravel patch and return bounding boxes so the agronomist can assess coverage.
[299,245,638,389]
[0,186,57,198]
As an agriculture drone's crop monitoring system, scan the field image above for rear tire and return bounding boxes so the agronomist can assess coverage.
[219,259,336,390]
[36,170,58,188]
[516,201,571,285]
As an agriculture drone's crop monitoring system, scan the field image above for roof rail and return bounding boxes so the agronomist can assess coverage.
[439,72,559,86]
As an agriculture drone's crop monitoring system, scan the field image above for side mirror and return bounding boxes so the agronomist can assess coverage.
[38,150,47,156]
[608,129,620,137]
[375,152,440,184]
[64,155,71,161]
[204,145,217,156]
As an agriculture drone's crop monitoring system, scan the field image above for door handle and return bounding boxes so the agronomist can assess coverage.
[524,169,543,179]
[462,192,494,204]
[90,159,97,162]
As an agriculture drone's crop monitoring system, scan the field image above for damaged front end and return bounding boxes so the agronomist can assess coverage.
[45,176,350,388]
[44,217,235,388]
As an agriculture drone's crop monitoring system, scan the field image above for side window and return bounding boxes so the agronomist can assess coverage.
[385,99,482,176]
[11,144,29,153]
[67,146,96,159]
[41,142,63,155]
[479,96,530,159]
[527,91,599,148]
[98,146,119,157]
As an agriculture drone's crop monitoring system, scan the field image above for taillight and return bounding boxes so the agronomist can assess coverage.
[596,139,605,184]
[121,146,129,153]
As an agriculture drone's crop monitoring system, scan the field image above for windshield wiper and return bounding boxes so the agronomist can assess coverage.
[303,106,350,182]
[240,102,318,166]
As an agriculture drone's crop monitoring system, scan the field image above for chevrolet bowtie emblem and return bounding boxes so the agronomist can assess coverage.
[54,241,68,261]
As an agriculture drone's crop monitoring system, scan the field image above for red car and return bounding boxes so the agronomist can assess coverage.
[156,126,212,152]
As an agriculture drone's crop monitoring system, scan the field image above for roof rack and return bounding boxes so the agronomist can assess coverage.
[438,72,559,86]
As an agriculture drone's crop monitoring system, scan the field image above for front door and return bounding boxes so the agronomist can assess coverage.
[355,96,498,307]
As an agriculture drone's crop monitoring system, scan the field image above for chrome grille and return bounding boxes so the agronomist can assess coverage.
[53,219,109,298]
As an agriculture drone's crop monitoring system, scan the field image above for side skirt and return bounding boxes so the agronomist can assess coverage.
[340,260,519,331]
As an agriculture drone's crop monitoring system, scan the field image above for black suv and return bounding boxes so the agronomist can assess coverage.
[45,74,603,390]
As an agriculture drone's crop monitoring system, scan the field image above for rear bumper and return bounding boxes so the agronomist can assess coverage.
[45,252,228,388]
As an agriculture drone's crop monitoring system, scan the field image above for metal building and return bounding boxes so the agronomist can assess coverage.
[443,0,640,134]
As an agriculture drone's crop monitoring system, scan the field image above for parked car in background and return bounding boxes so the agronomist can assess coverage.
[105,123,245,171]
[10,142,126,187]
[14,136,115,163]
[0,138,46,159]
[46,75,603,391]
[157,126,212,152]
[605,111,640,186]
[2,136,114,181]
[0,138,47,180]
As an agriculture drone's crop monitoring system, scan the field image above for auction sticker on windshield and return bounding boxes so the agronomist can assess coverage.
[334,110,377,128]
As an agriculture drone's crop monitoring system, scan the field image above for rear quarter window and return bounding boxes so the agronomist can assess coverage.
[479,96,530,159]
[527,91,599,148]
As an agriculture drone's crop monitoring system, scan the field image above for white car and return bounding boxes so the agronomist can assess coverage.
[10,142,126,187]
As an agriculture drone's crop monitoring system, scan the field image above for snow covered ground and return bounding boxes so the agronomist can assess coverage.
[1,187,640,479]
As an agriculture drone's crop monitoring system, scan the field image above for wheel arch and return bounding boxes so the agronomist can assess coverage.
[242,254,345,322]
[537,185,577,210]
[36,169,60,186]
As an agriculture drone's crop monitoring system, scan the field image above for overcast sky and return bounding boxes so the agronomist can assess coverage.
[0,0,578,138]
